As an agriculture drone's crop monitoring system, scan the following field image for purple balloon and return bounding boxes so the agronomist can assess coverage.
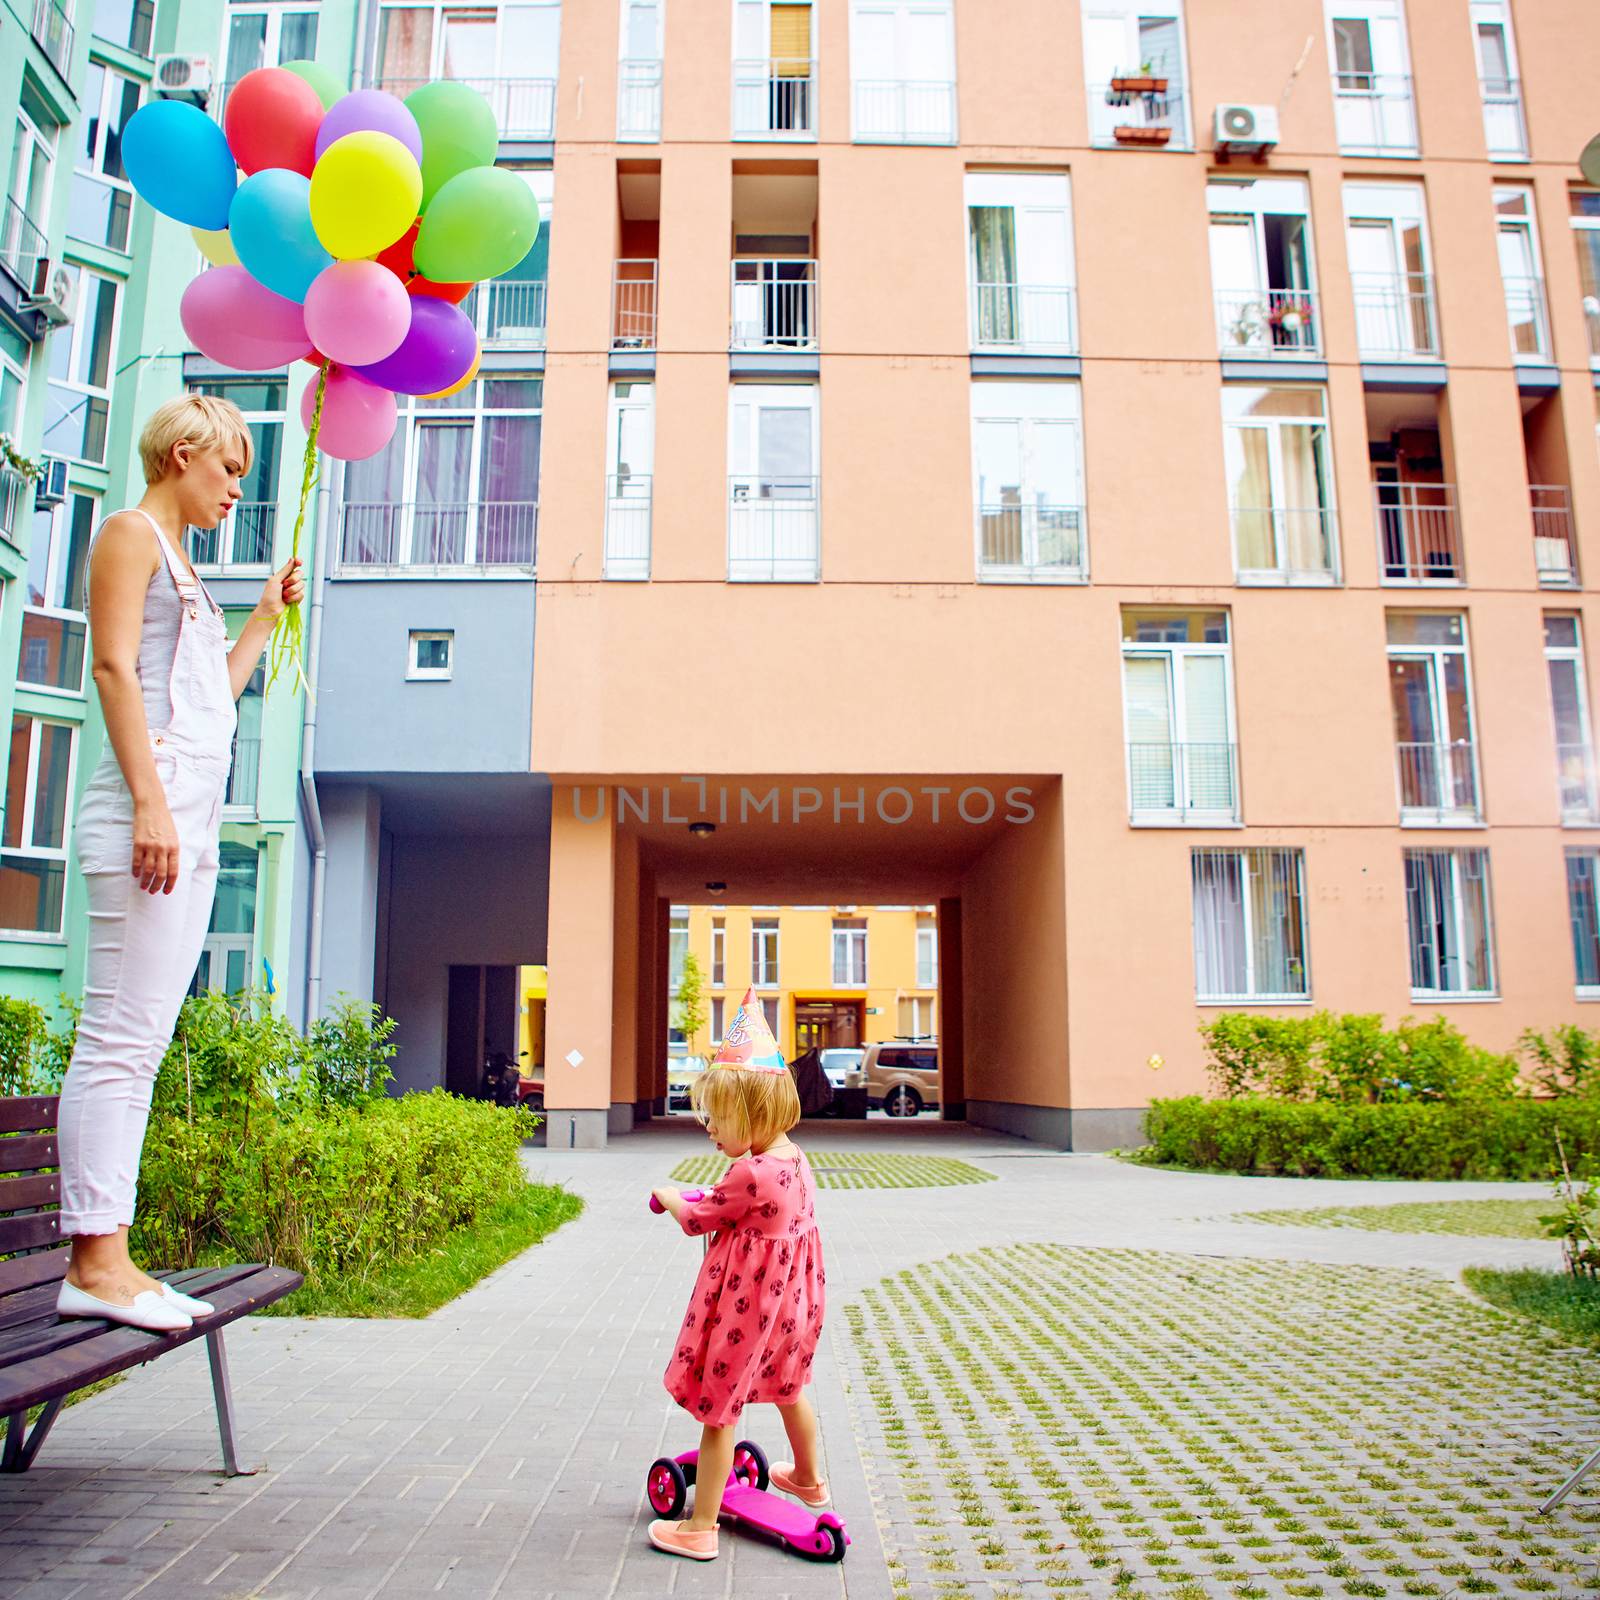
[313,89,424,165]
[353,295,476,394]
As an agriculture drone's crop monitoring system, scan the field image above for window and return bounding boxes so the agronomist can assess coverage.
[619,0,663,139]
[851,0,955,144]
[898,996,935,1037]
[1327,0,1417,156]
[1494,187,1549,360]
[93,0,156,53]
[1344,183,1437,359]
[1570,192,1600,363]
[1192,848,1309,1001]
[221,4,322,102]
[69,63,140,252]
[711,917,725,985]
[1546,615,1598,825]
[711,995,725,1042]
[605,380,654,580]
[1222,387,1338,584]
[966,172,1075,352]
[20,493,94,696]
[227,661,265,810]
[189,377,285,569]
[190,844,259,996]
[1566,850,1600,996]
[1472,0,1526,160]
[2,94,57,283]
[463,168,552,352]
[832,917,867,984]
[341,377,542,570]
[971,381,1086,583]
[43,269,119,465]
[0,716,76,937]
[761,995,780,1033]
[1404,848,1495,999]
[916,916,937,986]
[1386,612,1480,824]
[669,905,688,990]
[1081,1,1190,149]
[1208,177,1318,356]
[752,917,780,985]
[407,629,454,680]
[733,0,816,139]
[728,384,819,581]
[1121,611,1238,822]
[0,331,31,544]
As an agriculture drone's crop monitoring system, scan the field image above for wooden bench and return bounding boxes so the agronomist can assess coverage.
[1,1094,302,1475]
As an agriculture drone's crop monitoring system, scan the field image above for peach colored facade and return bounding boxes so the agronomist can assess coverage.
[529,0,1600,1149]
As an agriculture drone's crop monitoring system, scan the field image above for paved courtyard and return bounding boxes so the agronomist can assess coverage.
[0,1122,1586,1600]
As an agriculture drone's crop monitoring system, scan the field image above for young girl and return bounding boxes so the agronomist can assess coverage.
[649,994,829,1561]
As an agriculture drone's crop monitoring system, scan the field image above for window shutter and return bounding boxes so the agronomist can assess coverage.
[772,3,811,69]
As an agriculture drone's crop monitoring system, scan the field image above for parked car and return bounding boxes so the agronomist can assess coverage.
[817,1047,868,1119]
[667,1055,707,1113]
[862,1040,939,1117]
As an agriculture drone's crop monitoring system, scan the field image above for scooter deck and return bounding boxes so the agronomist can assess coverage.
[720,1481,839,1542]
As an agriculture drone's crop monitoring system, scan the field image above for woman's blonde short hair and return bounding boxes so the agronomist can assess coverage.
[690,1064,801,1152]
[138,394,253,485]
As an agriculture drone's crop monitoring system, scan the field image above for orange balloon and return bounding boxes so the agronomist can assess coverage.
[418,347,480,401]
[409,273,473,305]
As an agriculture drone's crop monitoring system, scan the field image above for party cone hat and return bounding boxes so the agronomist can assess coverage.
[711,986,788,1073]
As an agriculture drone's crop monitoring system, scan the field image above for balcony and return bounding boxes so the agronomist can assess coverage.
[30,0,74,76]
[733,58,816,139]
[613,260,657,349]
[338,501,537,572]
[1126,742,1240,824]
[1558,743,1600,826]
[460,279,547,349]
[605,474,651,580]
[1231,508,1339,584]
[0,467,28,547]
[368,76,555,140]
[1532,485,1578,587]
[225,737,261,813]
[731,260,817,351]
[1215,287,1321,358]
[728,476,818,582]
[1376,482,1461,583]
[971,282,1076,354]
[1480,76,1528,160]
[618,59,662,140]
[191,503,276,573]
[976,503,1086,583]
[852,79,956,144]
[1396,740,1480,824]
[1332,72,1418,156]
[1090,80,1186,149]
[1351,272,1439,359]
[1502,275,1551,360]
[0,196,47,288]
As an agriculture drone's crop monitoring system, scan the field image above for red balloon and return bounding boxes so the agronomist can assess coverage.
[224,67,325,177]
[408,275,473,305]
[302,348,330,367]
[375,220,420,282]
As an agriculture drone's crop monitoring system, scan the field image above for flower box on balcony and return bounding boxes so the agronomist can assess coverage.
[1106,75,1168,105]
[1113,124,1173,146]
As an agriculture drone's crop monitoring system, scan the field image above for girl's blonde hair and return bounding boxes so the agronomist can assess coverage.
[690,1065,801,1151]
[139,394,253,485]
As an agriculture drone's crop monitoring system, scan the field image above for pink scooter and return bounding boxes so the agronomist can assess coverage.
[647,1189,851,1564]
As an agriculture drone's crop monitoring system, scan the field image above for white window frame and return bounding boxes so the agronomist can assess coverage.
[1080,1,1192,151]
[752,917,781,986]
[219,2,323,91]
[44,268,120,466]
[72,61,141,253]
[1326,0,1418,157]
[407,629,454,681]
[1191,847,1311,1003]
[1207,177,1319,356]
[618,0,663,140]
[1567,848,1600,1000]
[21,492,96,699]
[1404,846,1497,1001]
[1494,185,1550,362]
[711,994,725,1042]
[965,172,1076,354]
[1221,387,1339,586]
[849,0,957,145]
[733,0,817,141]
[187,376,286,573]
[5,103,57,279]
[831,918,868,985]
[1471,0,1526,161]
[727,382,820,582]
[1546,614,1599,826]
[915,921,937,987]
[1343,182,1437,360]
[1573,192,1600,367]
[605,379,654,580]
[710,918,725,985]
[0,716,79,941]
[1386,613,1482,826]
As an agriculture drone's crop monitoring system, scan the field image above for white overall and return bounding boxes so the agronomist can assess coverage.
[57,509,238,1237]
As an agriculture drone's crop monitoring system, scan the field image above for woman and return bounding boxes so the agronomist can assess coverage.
[55,393,303,1333]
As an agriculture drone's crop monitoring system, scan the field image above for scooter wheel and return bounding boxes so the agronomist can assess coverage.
[797,1524,846,1563]
[731,1438,769,1491]
[647,1457,688,1518]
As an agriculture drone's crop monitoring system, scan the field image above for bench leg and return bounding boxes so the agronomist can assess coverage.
[206,1330,257,1477]
[2,1397,65,1473]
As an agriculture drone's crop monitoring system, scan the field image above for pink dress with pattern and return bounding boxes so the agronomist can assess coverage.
[664,1149,826,1427]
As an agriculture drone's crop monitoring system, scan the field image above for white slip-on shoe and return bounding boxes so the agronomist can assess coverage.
[56,1281,192,1334]
[160,1283,215,1317]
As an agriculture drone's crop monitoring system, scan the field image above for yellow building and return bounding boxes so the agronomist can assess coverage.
[670,905,938,1063]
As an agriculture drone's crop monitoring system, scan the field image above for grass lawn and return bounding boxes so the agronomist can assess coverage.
[1466,1266,1600,1351]
[1237,1196,1550,1238]
[668,1151,997,1189]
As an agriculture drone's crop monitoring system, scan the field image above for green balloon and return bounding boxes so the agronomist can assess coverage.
[415,166,539,283]
[280,59,343,112]
[404,81,499,206]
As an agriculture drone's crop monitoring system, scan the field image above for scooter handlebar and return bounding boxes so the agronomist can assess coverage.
[649,1187,706,1213]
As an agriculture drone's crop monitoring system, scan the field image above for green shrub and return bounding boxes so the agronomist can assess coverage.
[1521,1024,1600,1098]
[0,995,50,1096]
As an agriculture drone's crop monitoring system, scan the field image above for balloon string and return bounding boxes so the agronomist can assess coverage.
[267,359,328,700]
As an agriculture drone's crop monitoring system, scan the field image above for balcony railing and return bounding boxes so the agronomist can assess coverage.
[1231,508,1339,583]
[339,501,537,572]
[30,0,74,75]
[1502,274,1551,359]
[605,474,651,580]
[226,737,261,812]
[728,476,818,581]
[1376,482,1461,583]
[0,195,47,287]
[618,59,662,139]
[1090,80,1187,148]
[971,282,1077,353]
[852,79,956,144]
[731,259,817,350]
[1532,484,1578,587]
[1480,76,1528,160]
[733,58,816,138]
[613,260,658,349]
[976,503,1086,582]
[0,467,28,547]
[1214,287,1321,357]
[1126,742,1240,822]
[1332,72,1418,155]
[368,75,555,139]
[1351,272,1439,359]
[1396,740,1480,823]
[1558,743,1600,825]
[459,279,547,349]
[1586,297,1600,361]
[190,503,276,572]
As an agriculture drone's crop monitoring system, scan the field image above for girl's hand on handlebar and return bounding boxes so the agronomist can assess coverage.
[651,1186,681,1215]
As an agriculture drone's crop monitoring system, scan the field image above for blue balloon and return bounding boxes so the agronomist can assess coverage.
[122,101,237,230]
[228,168,332,304]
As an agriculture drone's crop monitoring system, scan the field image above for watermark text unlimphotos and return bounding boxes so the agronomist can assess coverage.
[572,779,1037,827]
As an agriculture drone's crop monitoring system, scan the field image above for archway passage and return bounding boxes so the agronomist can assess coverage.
[540,775,1073,1150]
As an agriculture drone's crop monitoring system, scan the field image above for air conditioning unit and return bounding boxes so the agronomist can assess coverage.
[154,54,213,103]
[23,257,76,326]
[1214,103,1280,155]
[34,457,69,510]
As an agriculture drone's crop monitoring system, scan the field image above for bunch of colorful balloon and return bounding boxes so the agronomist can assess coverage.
[119,62,539,687]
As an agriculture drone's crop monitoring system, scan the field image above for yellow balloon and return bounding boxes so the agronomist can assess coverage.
[309,131,423,261]
[192,225,239,267]
[419,346,481,401]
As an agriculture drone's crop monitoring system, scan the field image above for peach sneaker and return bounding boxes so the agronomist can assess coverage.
[648,1519,719,1560]
[771,1461,830,1506]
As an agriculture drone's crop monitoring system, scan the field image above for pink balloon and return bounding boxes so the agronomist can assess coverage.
[180,267,313,370]
[302,366,397,461]
[303,260,412,366]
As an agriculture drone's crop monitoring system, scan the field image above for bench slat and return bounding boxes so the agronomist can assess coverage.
[0,1134,57,1177]
[0,1281,64,1334]
[0,1307,105,1363]
[0,1244,69,1299]
[0,1258,267,1332]
[0,1172,61,1214]
[0,1212,60,1256]
[0,1097,59,1135]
